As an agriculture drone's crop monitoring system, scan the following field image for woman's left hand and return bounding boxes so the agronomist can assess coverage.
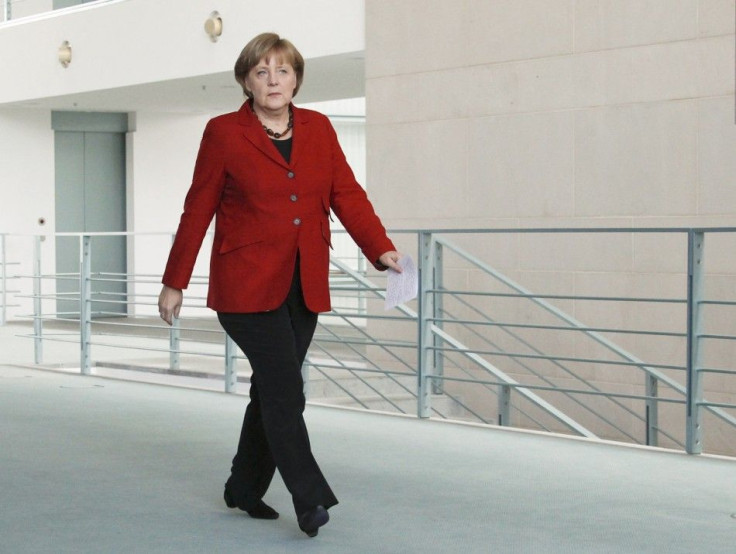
[378,251,403,273]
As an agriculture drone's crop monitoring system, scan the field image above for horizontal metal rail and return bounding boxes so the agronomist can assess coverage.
[431,374,687,404]
[427,346,687,371]
[438,299,647,444]
[431,234,736,436]
[2,228,735,457]
[427,289,686,304]
[429,317,686,338]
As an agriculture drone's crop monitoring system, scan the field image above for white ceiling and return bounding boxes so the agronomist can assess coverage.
[6,52,366,115]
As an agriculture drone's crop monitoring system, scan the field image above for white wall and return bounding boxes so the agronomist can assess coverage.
[126,110,213,316]
[366,0,736,229]
[0,0,364,104]
[0,109,54,233]
[128,111,211,233]
[0,108,56,317]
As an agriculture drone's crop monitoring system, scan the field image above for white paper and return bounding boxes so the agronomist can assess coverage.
[384,255,418,310]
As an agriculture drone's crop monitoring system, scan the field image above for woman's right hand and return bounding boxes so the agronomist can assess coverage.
[158,285,183,326]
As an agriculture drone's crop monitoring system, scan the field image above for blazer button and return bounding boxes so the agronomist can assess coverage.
[287,171,295,178]
[293,218,301,225]
[290,194,298,202]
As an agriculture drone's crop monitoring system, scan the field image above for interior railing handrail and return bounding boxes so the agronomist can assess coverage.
[432,234,736,430]
[2,228,735,454]
[437,299,647,444]
[329,255,597,438]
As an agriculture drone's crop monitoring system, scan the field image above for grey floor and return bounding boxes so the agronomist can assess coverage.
[1,324,736,553]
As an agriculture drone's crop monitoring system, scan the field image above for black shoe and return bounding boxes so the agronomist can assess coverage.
[224,488,279,520]
[223,487,237,509]
[298,505,329,538]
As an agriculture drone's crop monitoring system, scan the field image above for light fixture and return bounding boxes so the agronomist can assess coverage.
[58,41,72,67]
[204,11,222,42]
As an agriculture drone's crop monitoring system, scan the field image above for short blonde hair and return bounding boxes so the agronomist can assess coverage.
[234,33,305,100]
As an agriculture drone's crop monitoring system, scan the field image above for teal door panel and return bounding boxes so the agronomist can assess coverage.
[55,131,85,317]
[86,131,127,316]
[54,121,127,318]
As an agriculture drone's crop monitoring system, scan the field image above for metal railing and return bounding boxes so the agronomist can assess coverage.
[2,228,735,457]
[411,228,736,456]
[0,233,23,325]
[1,0,117,23]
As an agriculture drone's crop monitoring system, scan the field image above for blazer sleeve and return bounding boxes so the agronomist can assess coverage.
[161,119,226,290]
[325,119,396,269]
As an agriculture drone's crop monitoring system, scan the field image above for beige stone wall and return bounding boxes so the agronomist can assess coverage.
[364,0,736,454]
[366,0,734,228]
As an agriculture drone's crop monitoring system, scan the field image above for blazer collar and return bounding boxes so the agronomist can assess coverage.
[237,101,311,169]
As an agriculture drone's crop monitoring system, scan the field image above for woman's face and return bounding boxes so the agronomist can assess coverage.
[245,54,297,113]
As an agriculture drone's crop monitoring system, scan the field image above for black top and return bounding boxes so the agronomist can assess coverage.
[271,137,292,164]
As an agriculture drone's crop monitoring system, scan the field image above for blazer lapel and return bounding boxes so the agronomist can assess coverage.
[237,101,290,169]
[288,105,311,169]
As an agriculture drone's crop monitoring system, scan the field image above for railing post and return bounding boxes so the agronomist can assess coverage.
[432,241,444,394]
[301,355,310,400]
[80,235,92,375]
[3,0,11,22]
[225,334,238,393]
[0,234,6,326]
[357,246,367,315]
[33,236,43,364]
[498,384,511,426]
[418,231,435,418]
[166,232,181,372]
[645,374,658,446]
[685,230,705,454]
[169,317,180,371]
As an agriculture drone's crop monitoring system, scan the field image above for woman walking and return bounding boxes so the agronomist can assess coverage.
[158,32,401,538]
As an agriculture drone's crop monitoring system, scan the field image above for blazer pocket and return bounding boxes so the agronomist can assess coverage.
[218,231,265,254]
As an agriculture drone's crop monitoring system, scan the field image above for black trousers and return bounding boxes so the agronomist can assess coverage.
[217,262,338,515]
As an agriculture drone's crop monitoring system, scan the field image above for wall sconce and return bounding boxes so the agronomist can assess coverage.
[204,11,222,42]
[58,41,72,67]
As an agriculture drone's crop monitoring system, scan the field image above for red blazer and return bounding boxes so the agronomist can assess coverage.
[162,101,395,313]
